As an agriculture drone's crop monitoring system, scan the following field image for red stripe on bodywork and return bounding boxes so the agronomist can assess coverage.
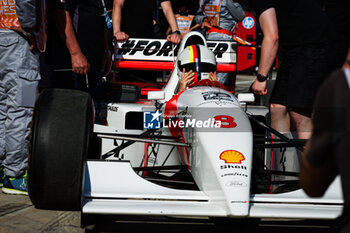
[269,134,274,193]
[143,143,149,176]
[164,91,190,168]
[115,60,236,72]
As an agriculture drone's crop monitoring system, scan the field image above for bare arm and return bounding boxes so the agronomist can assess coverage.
[161,1,181,44]
[252,8,279,95]
[258,8,279,76]
[14,0,37,50]
[53,9,90,74]
[190,24,201,31]
[161,1,178,33]
[112,0,129,41]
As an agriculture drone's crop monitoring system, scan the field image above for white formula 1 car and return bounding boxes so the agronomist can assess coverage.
[28,32,343,223]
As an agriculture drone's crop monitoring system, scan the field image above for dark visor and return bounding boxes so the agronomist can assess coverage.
[178,62,216,73]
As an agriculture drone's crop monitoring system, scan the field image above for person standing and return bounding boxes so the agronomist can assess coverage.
[168,5,199,38]
[112,0,180,82]
[248,0,332,141]
[194,0,245,85]
[113,0,181,44]
[46,0,112,122]
[248,0,334,190]
[300,67,350,233]
[0,0,42,194]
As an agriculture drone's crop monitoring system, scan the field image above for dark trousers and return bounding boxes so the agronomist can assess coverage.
[51,70,103,123]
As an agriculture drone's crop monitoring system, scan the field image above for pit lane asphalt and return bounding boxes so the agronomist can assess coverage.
[0,73,338,233]
[0,191,338,233]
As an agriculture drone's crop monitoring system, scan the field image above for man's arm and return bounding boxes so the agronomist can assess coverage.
[161,1,181,44]
[112,0,129,42]
[14,0,37,50]
[252,8,279,95]
[53,9,90,74]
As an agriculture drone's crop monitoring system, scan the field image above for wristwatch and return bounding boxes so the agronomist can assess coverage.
[346,59,350,65]
[172,30,181,36]
[257,74,268,82]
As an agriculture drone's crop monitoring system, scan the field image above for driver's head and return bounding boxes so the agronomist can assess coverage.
[177,44,217,82]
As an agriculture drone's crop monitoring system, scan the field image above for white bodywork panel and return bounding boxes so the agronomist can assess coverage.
[102,102,182,168]
[82,161,343,219]
[85,32,344,220]
[115,34,236,64]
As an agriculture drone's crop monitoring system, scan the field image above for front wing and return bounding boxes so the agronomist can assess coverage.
[82,161,343,219]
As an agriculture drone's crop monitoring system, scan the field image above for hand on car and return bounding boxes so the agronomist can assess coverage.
[166,33,181,44]
[114,31,129,42]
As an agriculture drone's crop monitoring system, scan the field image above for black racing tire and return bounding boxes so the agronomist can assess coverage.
[28,88,94,210]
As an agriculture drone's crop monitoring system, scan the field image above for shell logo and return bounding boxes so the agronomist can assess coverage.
[220,150,245,164]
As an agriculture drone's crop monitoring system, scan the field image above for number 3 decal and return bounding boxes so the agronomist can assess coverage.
[214,115,237,128]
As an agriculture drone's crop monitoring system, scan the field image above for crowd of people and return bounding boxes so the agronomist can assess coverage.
[0,0,349,231]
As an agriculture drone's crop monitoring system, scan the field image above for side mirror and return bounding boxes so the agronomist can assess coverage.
[237,93,255,103]
[148,91,165,100]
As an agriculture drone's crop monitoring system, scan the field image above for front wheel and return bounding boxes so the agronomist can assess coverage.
[28,88,93,210]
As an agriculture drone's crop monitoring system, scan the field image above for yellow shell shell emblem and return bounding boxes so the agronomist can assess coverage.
[220,150,245,164]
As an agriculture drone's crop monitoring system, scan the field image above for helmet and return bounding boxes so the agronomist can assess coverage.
[177,44,217,81]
